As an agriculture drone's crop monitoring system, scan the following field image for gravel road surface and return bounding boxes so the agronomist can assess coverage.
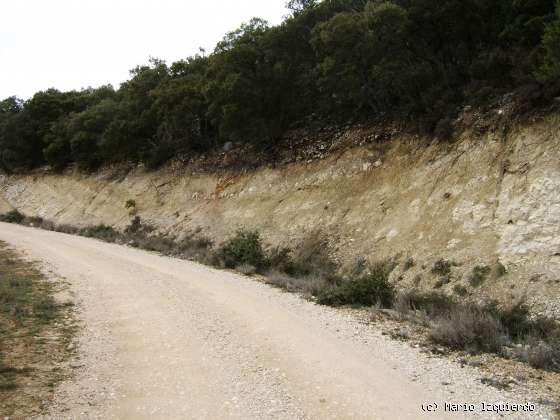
[0,223,553,419]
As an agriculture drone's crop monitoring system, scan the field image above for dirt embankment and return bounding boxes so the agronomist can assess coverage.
[1,113,560,318]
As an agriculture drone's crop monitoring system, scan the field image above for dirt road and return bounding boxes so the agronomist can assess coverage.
[0,223,552,419]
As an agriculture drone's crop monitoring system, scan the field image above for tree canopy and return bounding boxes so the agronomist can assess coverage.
[1,0,558,172]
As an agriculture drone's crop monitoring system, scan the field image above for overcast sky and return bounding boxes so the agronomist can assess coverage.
[0,0,288,100]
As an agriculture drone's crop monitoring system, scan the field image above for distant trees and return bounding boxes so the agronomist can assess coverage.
[0,96,32,171]
[1,0,558,172]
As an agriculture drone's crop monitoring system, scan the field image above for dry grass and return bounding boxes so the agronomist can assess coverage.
[468,264,491,288]
[395,290,560,371]
[236,263,257,276]
[0,242,76,417]
[265,270,330,297]
[429,305,507,353]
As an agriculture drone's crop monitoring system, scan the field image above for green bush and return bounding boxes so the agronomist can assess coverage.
[124,216,142,234]
[0,210,25,224]
[432,259,452,276]
[318,261,395,307]
[78,225,119,242]
[469,265,490,287]
[216,230,267,270]
[266,246,297,275]
[453,284,468,297]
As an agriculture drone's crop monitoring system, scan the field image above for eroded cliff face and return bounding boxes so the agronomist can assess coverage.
[1,114,559,317]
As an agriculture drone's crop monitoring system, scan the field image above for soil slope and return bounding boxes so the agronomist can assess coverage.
[1,114,560,317]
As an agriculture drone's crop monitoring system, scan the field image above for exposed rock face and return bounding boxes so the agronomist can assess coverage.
[2,115,559,317]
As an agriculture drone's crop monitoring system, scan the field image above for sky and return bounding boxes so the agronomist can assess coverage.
[0,0,289,100]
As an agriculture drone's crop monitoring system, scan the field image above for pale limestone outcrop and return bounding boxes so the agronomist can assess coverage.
[1,115,559,316]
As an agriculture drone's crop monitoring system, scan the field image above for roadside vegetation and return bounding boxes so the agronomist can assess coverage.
[1,0,560,172]
[2,210,559,374]
[0,240,76,417]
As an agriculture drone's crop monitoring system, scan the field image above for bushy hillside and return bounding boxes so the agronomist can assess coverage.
[1,0,559,172]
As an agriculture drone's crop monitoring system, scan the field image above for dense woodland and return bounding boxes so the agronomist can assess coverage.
[1,0,560,172]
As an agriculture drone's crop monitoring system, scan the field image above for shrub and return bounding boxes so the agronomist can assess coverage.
[394,290,560,369]
[125,199,137,216]
[395,290,456,319]
[432,259,452,276]
[403,257,415,271]
[267,246,296,275]
[135,234,175,254]
[125,216,143,234]
[78,225,119,242]
[37,219,56,231]
[216,229,267,270]
[0,210,25,224]
[412,295,560,369]
[469,265,490,287]
[430,305,507,353]
[453,284,468,297]
[317,261,395,307]
[174,235,214,262]
[494,301,559,341]
[495,262,507,277]
[517,334,560,372]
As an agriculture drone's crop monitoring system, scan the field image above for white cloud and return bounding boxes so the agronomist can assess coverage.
[0,0,288,99]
